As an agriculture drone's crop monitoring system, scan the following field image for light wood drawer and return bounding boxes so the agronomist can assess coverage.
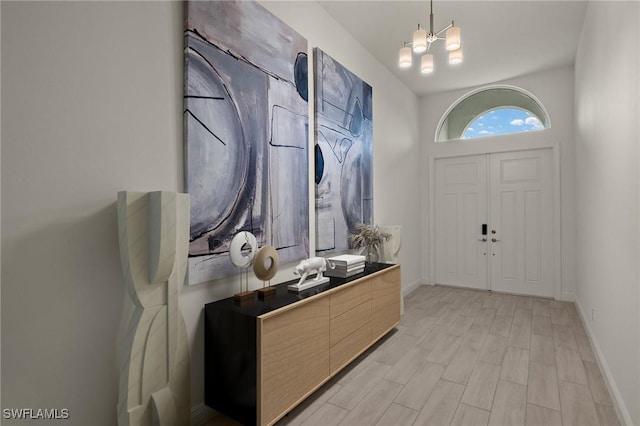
[259,298,330,426]
[330,300,371,347]
[330,321,372,374]
[373,303,400,340]
[261,297,329,355]
[330,280,371,319]
[372,268,401,339]
[374,267,400,291]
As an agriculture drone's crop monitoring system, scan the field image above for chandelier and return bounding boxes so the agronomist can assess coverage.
[398,0,463,74]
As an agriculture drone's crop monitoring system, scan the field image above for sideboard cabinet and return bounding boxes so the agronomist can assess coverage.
[205,263,401,426]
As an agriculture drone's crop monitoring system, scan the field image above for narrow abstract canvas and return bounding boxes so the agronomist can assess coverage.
[314,48,373,254]
[184,0,309,284]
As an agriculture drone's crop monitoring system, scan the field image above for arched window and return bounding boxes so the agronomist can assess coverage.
[436,86,549,142]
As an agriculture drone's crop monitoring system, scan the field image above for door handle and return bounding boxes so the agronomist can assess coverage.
[491,238,500,242]
[478,238,487,242]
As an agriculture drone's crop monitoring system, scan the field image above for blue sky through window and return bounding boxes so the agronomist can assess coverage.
[462,108,545,140]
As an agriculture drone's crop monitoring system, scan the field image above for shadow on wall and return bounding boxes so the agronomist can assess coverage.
[2,201,123,422]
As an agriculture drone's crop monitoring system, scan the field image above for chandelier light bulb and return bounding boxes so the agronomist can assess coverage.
[413,27,428,53]
[421,54,434,74]
[446,26,461,51]
[399,46,412,68]
[449,47,463,65]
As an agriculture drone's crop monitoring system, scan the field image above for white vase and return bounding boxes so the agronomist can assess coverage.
[364,245,379,263]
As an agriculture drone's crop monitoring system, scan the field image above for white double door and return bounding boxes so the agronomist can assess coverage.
[435,149,554,297]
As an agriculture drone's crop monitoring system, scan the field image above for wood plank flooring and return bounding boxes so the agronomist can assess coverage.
[207,285,620,426]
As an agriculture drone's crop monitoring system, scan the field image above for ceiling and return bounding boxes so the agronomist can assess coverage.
[317,1,588,96]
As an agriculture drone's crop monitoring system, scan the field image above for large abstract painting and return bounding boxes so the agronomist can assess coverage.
[314,48,373,254]
[185,1,309,284]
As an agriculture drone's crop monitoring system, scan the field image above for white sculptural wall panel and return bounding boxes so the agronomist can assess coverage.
[117,191,191,426]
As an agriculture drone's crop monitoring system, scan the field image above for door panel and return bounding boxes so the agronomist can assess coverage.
[524,190,541,282]
[489,149,553,297]
[435,156,488,290]
[499,191,517,280]
[434,149,554,297]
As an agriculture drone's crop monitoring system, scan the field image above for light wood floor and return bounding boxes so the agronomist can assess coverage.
[208,285,620,426]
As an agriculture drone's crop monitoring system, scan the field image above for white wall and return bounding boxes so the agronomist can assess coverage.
[2,2,183,423]
[574,2,640,424]
[419,67,577,300]
[0,1,420,423]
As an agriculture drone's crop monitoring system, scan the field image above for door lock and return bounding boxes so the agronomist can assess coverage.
[491,238,500,242]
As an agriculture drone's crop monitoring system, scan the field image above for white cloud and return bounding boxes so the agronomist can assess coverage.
[478,130,490,134]
[467,127,474,131]
[478,122,484,127]
[525,116,544,129]
[510,119,524,126]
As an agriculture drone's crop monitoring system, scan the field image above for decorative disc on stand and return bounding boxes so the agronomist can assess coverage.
[230,231,258,302]
[229,231,258,268]
[254,245,279,298]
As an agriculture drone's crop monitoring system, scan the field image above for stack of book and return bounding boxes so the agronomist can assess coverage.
[325,254,366,278]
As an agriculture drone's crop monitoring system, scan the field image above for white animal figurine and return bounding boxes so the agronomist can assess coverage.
[293,257,335,285]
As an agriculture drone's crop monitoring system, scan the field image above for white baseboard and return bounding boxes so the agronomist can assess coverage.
[403,278,425,296]
[420,283,575,303]
[574,300,634,426]
[191,404,217,426]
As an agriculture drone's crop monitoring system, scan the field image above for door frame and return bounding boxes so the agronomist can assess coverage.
[428,146,562,300]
